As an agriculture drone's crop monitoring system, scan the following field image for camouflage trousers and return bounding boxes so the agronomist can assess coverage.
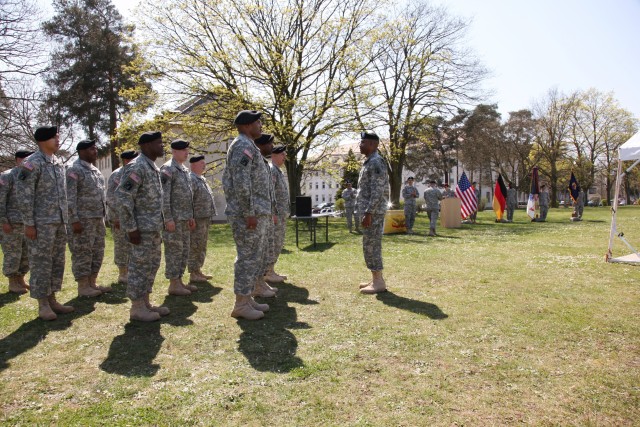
[126,231,161,301]
[267,214,287,266]
[345,207,359,231]
[506,204,516,222]
[362,213,385,271]
[1,223,29,278]
[404,203,417,230]
[111,223,131,268]
[68,217,105,279]
[540,205,549,221]
[230,216,268,296]
[188,217,210,273]
[163,220,190,279]
[426,208,439,229]
[27,222,66,299]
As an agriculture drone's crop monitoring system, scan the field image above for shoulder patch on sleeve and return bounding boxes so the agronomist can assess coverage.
[0,178,5,186]
[162,168,172,177]
[22,161,34,171]
[123,180,134,191]
[243,148,254,159]
[68,171,78,180]
[129,172,141,183]
[18,169,29,180]
[240,157,250,167]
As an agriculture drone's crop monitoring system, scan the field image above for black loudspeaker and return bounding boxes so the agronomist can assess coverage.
[296,196,312,217]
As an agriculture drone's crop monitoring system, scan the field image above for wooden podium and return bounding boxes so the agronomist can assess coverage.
[440,198,462,228]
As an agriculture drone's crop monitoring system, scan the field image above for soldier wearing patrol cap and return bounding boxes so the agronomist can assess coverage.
[66,139,110,297]
[188,154,217,282]
[423,179,443,236]
[342,181,358,233]
[222,110,273,320]
[0,150,34,294]
[357,131,390,295]
[161,139,196,296]
[16,126,74,320]
[401,177,419,234]
[106,149,138,283]
[115,131,169,322]
[265,143,289,282]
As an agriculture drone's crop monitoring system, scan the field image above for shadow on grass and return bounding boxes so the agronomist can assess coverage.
[237,282,316,373]
[99,282,222,377]
[299,242,336,252]
[0,295,98,371]
[375,291,448,320]
[0,291,21,310]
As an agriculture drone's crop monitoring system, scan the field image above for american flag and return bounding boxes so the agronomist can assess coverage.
[455,172,478,218]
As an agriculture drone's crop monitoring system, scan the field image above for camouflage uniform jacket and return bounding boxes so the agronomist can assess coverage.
[506,188,517,207]
[15,149,68,226]
[342,188,357,209]
[66,159,106,222]
[356,151,389,215]
[0,167,23,224]
[402,185,419,205]
[161,158,194,222]
[423,187,443,210]
[190,172,217,220]
[106,166,125,222]
[222,133,274,217]
[539,191,550,207]
[115,153,164,233]
[271,163,290,217]
[443,189,456,198]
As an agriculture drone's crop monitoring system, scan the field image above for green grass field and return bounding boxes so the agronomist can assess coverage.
[0,206,638,425]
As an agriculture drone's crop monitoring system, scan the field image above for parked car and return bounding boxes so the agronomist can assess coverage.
[312,202,334,213]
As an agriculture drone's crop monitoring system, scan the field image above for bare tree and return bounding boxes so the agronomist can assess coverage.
[498,109,537,192]
[0,0,46,81]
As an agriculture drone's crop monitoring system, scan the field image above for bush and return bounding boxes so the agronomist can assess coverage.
[334,198,345,211]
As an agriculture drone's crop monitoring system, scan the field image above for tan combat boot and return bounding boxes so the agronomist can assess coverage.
[130,298,161,322]
[90,273,112,293]
[429,227,436,237]
[48,293,75,313]
[37,297,57,321]
[248,296,269,312]
[18,275,30,290]
[77,276,102,297]
[168,278,191,296]
[189,271,207,283]
[198,270,213,280]
[264,265,284,283]
[252,278,276,298]
[359,280,372,289]
[8,276,27,294]
[144,294,170,316]
[230,295,265,320]
[360,270,387,294]
[117,266,128,284]
[181,277,198,292]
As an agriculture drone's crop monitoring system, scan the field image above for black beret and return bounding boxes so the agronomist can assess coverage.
[429,180,436,184]
[254,133,274,145]
[189,155,205,163]
[272,144,286,154]
[407,176,414,180]
[138,131,162,145]
[15,150,34,159]
[234,110,262,125]
[360,131,379,141]
[170,139,189,150]
[34,126,57,142]
[345,180,352,184]
[76,139,96,151]
[120,150,138,160]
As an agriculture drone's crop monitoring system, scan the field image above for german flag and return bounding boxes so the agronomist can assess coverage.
[493,173,507,221]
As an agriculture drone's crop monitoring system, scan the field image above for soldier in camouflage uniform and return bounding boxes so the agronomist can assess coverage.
[574,188,584,220]
[538,184,550,222]
[342,182,358,232]
[470,181,480,223]
[442,183,456,199]
[222,110,274,320]
[506,182,517,222]
[424,180,443,236]
[265,143,289,283]
[106,149,138,284]
[0,150,33,294]
[401,177,419,234]
[115,131,168,322]
[66,139,110,297]
[16,126,74,320]
[188,154,217,282]
[161,140,196,295]
[357,131,390,295]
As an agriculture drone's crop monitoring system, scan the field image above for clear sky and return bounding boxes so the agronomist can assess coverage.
[58,0,640,120]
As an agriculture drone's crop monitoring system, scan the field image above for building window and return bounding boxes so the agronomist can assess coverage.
[322,195,325,202]
[315,183,318,189]
[322,181,326,189]
[315,195,319,202]
[309,182,312,190]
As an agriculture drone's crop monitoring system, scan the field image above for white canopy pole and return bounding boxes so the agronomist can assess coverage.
[606,158,623,261]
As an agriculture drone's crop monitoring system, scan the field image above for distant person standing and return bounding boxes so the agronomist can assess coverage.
[356,131,389,295]
[401,177,419,234]
[423,180,443,236]
[0,150,33,294]
[506,182,517,222]
[265,144,289,282]
[342,181,358,233]
[574,188,584,220]
[187,155,217,283]
[469,181,480,223]
[16,126,74,320]
[106,149,138,284]
[442,183,456,199]
[538,184,550,222]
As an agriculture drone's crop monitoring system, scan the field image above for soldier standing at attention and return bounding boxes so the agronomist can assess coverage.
[16,126,74,320]
[188,154,217,283]
[161,140,196,295]
[116,131,169,322]
[0,150,33,294]
[575,188,584,220]
[66,139,111,297]
[222,110,272,320]
[342,181,358,233]
[424,180,443,236]
[106,150,138,284]
[442,183,456,199]
[401,177,419,234]
[357,131,389,295]
[538,184,550,222]
[506,182,517,222]
[265,144,289,283]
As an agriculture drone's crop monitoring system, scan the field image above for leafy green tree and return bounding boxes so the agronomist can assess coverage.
[336,148,361,200]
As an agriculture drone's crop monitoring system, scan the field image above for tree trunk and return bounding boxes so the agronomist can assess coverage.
[387,155,403,208]
[285,157,302,215]
[108,71,119,171]
[550,163,559,208]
